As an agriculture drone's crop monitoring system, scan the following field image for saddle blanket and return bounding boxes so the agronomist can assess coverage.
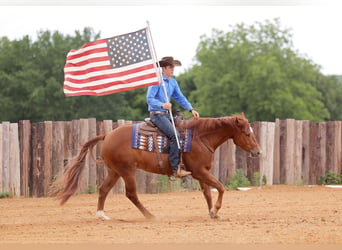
[131,123,192,153]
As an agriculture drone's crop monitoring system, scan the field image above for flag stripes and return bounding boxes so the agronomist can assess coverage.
[63,28,159,96]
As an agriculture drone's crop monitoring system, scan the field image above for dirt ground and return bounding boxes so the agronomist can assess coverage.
[1,185,342,249]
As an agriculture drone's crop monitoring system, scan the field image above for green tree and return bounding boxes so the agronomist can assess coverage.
[181,19,332,121]
[0,28,150,122]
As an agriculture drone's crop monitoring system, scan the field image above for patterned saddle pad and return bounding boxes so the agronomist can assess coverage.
[131,122,192,153]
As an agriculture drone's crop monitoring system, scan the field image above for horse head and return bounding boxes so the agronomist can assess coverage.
[232,112,261,157]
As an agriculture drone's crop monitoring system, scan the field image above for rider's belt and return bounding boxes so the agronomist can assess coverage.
[150,111,168,115]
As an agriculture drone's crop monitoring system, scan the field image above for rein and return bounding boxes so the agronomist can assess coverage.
[199,136,215,153]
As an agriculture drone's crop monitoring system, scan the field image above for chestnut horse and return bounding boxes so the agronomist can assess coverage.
[54,112,261,220]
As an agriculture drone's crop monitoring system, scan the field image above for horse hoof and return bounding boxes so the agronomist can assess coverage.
[209,210,220,219]
[146,214,155,220]
[96,210,110,220]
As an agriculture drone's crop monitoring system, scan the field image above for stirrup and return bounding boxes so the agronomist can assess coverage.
[169,175,177,181]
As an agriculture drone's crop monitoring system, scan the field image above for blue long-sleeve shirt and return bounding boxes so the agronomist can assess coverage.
[146,74,193,112]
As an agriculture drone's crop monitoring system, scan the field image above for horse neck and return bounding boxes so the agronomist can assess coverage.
[196,118,236,151]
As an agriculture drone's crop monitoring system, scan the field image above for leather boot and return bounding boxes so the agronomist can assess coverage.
[176,168,191,178]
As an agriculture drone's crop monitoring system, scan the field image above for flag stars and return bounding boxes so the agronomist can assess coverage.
[106,29,152,69]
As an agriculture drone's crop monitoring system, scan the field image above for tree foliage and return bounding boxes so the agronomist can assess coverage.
[178,19,341,121]
[0,28,148,122]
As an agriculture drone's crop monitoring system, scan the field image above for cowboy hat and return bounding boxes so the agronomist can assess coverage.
[158,56,182,67]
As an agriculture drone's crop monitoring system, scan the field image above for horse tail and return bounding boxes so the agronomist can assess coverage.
[52,134,106,205]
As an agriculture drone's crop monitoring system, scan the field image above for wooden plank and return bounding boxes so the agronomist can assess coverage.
[88,118,97,189]
[31,122,45,197]
[19,120,31,197]
[309,122,319,184]
[226,140,236,183]
[336,121,342,174]
[79,119,90,193]
[71,120,80,157]
[273,119,281,184]
[52,121,65,181]
[211,147,220,179]
[9,123,20,197]
[326,121,341,174]
[279,120,287,184]
[235,143,248,178]
[285,119,295,185]
[301,121,310,184]
[247,122,261,183]
[259,122,275,185]
[43,121,52,196]
[63,121,72,171]
[2,122,10,193]
[318,122,327,180]
[103,120,113,134]
[0,124,3,193]
[96,121,106,189]
[218,141,229,185]
[146,172,160,194]
[325,121,334,173]
[293,121,303,185]
[136,169,147,193]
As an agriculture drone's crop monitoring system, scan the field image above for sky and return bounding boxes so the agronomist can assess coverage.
[0,1,341,75]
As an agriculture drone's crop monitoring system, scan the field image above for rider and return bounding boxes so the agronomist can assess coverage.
[146,56,200,178]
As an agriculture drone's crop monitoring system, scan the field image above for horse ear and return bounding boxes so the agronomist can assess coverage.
[235,116,240,126]
[241,112,245,118]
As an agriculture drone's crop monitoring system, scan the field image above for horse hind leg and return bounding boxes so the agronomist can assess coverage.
[96,168,120,220]
[122,173,155,219]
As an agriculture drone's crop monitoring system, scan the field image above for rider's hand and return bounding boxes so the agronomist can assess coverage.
[161,102,172,110]
[191,109,200,118]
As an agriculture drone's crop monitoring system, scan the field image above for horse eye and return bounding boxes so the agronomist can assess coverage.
[246,133,250,137]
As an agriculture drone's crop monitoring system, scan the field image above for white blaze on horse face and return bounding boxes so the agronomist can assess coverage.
[249,126,254,134]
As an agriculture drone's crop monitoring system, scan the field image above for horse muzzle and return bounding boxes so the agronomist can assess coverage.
[249,149,261,158]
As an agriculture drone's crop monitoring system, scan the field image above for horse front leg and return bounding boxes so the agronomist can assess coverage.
[196,172,225,219]
[199,182,213,213]
[209,180,225,219]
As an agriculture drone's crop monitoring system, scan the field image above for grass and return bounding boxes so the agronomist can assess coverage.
[0,192,12,199]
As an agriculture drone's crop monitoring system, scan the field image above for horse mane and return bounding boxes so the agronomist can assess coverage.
[179,113,246,136]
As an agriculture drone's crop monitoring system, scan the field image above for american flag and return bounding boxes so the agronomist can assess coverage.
[63,28,159,96]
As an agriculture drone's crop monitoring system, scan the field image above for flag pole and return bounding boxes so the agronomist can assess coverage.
[146,21,181,150]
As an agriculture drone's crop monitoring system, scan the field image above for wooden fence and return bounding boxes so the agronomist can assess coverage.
[0,118,341,197]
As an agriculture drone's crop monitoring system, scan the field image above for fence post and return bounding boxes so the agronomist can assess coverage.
[293,120,303,185]
[326,121,342,174]
[9,123,20,196]
[336,121,342,174]
[44,121,52,196]
[246,122,260,183]
[79,119,90,193]
[259,122,275,185]
[31,122,45,197]
[2,122,10,193]
[88,118,97,190]
[19,120,31,197]
[212,148,220,180]
[273,119,280,184]
[301,120,310,184]
[0,123,3,193]
[218,140,230,185]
